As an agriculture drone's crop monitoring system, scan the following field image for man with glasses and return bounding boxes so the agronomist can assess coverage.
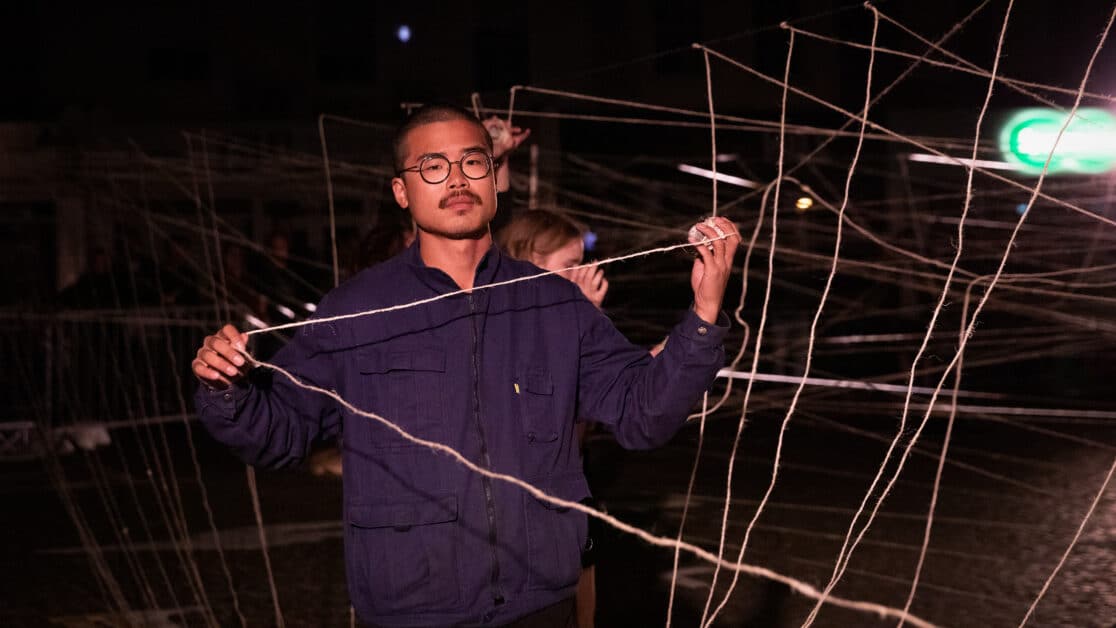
[192,104,740,627]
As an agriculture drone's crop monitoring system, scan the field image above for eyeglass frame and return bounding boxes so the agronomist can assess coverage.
[395,149,496,184]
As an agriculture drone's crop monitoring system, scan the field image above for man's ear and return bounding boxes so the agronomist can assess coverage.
[391,177,408,208]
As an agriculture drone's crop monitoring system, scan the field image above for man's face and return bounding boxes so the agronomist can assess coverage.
[391,119,498,242]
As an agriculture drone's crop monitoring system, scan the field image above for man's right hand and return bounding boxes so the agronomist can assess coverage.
[193,324,251,390]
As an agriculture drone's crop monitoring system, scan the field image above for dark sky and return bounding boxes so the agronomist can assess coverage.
[4,1,1114,125]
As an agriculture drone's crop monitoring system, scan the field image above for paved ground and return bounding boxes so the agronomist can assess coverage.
[2,407,1114,627]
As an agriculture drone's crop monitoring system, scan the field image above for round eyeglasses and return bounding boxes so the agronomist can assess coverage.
[397,150,493,184]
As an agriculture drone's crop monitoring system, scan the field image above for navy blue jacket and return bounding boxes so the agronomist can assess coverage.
[196,242,727,626]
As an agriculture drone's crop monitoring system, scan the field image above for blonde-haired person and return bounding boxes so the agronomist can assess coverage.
[498,209,608,308]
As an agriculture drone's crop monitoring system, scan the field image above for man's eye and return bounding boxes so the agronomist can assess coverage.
[464,157,485,167]
[423,163,445,172]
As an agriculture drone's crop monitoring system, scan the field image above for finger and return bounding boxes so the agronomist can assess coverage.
[599,278,609,297]
[192,358,231,386]
[203,336,246,375]
[592,268,605,291]
[207,334,245,367]
[218,324,247,351]
[711,218,741,261]
[584,277,599,295]
[694,224,726,265]
[709,217,740,241]
[691,228,714,270]
[690,255,708,290]
[700,220,727,248]
[220,325,253,362]
[703,222,729,264]
[202,346,242,378]
[579,276,595,295]
[713,218,742,266]
[195,365,229,386]
[691,222,723,247]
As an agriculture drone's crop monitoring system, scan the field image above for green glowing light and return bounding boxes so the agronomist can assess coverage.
[999,108,1116,175]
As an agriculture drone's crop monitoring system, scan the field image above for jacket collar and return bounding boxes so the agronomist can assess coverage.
[403,235,503,292]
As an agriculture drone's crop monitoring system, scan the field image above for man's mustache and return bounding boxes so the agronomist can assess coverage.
[439,191,483,209]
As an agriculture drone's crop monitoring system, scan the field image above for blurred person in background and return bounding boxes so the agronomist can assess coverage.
[498,209,608,308]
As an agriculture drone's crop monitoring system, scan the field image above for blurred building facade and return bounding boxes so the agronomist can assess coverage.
[1,0,969,304]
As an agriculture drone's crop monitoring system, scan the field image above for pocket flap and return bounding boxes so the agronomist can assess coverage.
[526,429,560,443]
[359,348,446,374]
[535,473,590,511]
[348,495,457,529]
[524,369,553,395]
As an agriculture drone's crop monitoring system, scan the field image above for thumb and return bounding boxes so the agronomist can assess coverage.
[692,257,707,286]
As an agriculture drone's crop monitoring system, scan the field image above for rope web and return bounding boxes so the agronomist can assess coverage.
[6,2,1116,625]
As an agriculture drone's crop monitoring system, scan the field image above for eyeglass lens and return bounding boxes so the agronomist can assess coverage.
[418,152,491,183]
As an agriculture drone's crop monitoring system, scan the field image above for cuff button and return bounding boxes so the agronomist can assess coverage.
[223,392,233,402]
[697,325,708,336]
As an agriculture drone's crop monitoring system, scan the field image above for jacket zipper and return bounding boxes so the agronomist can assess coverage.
[468,294,505,608]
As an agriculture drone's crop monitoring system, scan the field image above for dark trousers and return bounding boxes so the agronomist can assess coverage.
[361,598,576,628]
[498,598,576,628]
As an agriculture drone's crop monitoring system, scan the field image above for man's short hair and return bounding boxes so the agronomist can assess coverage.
[392,104,493,173]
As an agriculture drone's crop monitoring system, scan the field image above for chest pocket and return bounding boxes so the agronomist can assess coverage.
[516,367,558,443]
[357,348,447,449]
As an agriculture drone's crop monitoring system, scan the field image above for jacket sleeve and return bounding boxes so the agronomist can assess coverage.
[575,294,727,450]
[194,322,341,469]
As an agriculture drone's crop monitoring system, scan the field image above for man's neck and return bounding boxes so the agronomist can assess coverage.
[417,230,492,291]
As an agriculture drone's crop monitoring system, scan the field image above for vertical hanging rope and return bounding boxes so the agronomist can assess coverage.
[710,11,876,624]
[246,466,286,627]
[200,131,230,322]
[319,114,341,288]
[136,169,249,627]
[806,3,1116,622]
[665,392,709,628]
[701,48,718,217]
[693,41,791,625]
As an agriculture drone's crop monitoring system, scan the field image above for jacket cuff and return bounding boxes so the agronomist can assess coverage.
[195,382,249,421]
[677,308,729,345]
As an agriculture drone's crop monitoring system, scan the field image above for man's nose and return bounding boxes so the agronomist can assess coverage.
[446,161,469,188]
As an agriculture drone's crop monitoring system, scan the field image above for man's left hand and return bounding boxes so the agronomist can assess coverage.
[689,216,740,324]
[484,117,531,161]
